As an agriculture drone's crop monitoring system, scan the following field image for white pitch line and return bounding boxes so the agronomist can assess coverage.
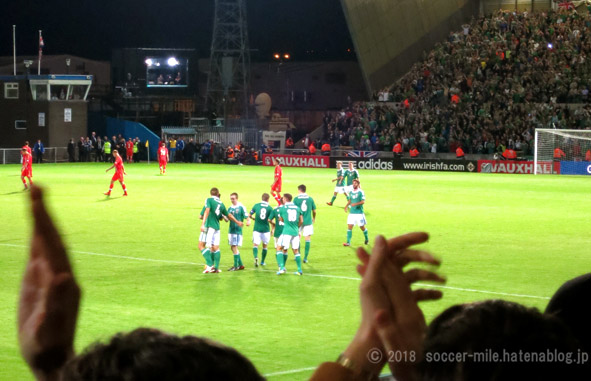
[263,366,317,377]
[1,243,550,300]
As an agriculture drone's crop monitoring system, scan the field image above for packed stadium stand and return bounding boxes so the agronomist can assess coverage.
[324,7,591,155]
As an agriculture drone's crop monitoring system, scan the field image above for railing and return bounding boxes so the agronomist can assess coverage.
[0,147,70,164]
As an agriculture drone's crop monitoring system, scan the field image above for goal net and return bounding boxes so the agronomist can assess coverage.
[534,129,591,175]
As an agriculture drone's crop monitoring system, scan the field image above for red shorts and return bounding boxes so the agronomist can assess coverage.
[111,172,124,181]
[271,181,282,192]
[126,150,133,157]
[159,159,167,166]
[21,168,32,177]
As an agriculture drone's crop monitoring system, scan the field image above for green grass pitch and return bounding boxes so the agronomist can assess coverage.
[0,163,589,380]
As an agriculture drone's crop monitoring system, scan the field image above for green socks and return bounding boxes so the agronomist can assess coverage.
[295,254,302,272]
[330,195,336,203]
[363,229,369,241]
[276,251,285,269]
[262,248,268,263]
[346,229,352,244]
[283,253,288,264]
[233,254,239,267]
[253,247,258,259]
[304,241,311,260]
[201,249,213,267]
[213,250,221,269]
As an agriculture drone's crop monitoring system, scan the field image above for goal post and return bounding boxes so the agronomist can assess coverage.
[534,128,591,175]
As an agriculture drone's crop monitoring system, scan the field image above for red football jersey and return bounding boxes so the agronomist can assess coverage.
[22,153,31,168]
[158,146,168,159]
[126,141,134,151]
[114,156,124,174]
[274,165,282,181]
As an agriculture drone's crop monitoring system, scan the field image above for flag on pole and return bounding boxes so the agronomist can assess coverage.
[38,30,44,75]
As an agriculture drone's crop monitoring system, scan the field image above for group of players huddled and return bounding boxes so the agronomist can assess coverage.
[196,158,368,275]
[197,159,317,275]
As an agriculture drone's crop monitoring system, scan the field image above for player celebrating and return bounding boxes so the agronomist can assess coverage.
[125,138,134,163]
[227,192,250,271]
[104,150,128,196]
[344,161,360,199]
[21,148,33,190]
[158,141,168,175]
[271,158,282,205]
[293,184,316,263]
[249,193,274,267]
[270,203,288,272]
[326,161,345,206]
[200,187,242,273]
[343,179,368,246]
[277,193,303,275]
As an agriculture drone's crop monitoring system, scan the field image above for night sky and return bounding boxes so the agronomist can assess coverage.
[0,0,355,62]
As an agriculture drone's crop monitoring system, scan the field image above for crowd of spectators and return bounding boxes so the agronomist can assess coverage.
[322,8,591,156]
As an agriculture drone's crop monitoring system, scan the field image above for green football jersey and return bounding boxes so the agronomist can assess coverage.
[279,202,302,236]
[228,203,247,235]
[348,189,365,214]
[271,205,284,238]
[345,168,360,186]
[336,168,345,186]
[250,202,274,233]
[203,196,228,230]
[293,193,316,226]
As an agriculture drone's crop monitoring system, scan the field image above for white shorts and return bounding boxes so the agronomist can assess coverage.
[228,234,243,247]
[301,225,314,237]
[334,186,346,194]
[199,228,220,246]
[281,234,300,250]
[252,231,270,246]
[347,213,367,227]
[345,185,353,193]
[274,236,283,249]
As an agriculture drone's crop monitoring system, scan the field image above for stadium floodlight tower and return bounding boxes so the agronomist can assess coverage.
[534,128,591,175]
[204,0,250,120]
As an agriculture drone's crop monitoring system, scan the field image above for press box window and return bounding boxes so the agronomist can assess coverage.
[4,83,19,99]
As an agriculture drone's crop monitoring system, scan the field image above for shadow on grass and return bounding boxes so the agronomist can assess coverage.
[98,196,122,202]
[1,190,26,195]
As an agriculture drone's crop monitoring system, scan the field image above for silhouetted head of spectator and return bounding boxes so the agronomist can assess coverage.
[419,300,583,380]
[546,273,591,352]
[62,328,264,381]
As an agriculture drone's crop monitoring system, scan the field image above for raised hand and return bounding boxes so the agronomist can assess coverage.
[18,185,81,379]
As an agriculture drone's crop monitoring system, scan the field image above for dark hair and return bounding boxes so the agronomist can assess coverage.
[298,184,306,192]
[283,193,292,202]
[230,192,238,198]
[546,274,591,353]
[262,193,269,201]
[62,328,264,381]
[210,187,220,197]
[419,300,583,380]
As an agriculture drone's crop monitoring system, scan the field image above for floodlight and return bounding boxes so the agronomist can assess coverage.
[167,57,180,66]
[145,58,153,66]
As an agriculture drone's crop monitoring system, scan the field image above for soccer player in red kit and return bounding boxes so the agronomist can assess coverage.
[271,158,282,205]
[158,141,168,174]
[125,138,134,163]
[104,150,128,196]
[21,148,33,189]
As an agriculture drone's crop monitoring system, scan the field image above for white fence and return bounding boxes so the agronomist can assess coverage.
[0,147,70,164]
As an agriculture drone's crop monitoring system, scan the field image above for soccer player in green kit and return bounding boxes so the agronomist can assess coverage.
[327,161,346,206]
[270,203,288,272]
[343,179,368,247]
[200,187,242,273]
[344,161,360,200]
[293,184,316,263]
[249,193,274,267]
[227,192,250,271]
[277,193,303,275]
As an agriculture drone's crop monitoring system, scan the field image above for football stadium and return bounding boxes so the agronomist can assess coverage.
[1,1,590,380]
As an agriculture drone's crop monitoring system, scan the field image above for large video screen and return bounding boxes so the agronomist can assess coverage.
[145,57,189,88]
